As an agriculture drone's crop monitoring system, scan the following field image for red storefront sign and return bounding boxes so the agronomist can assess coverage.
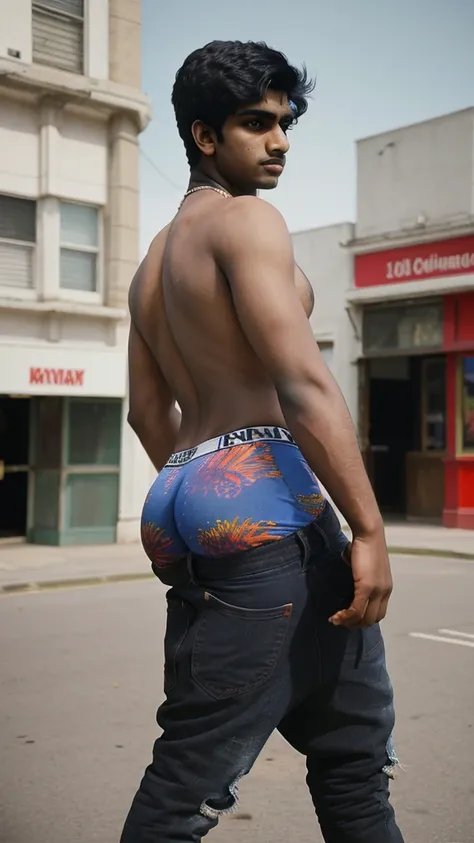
[29,367,85,386]
[355,235,474,288]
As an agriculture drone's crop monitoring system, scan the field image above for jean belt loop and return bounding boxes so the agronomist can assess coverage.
[296,527,311,570]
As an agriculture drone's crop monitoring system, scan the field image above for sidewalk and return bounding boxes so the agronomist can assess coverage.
[383,522,474,558]
[0,522,473,593]
[0,541,150,592]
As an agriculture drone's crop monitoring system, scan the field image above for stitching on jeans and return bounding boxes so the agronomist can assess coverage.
[164,600,190,694]
[191,607,292,699]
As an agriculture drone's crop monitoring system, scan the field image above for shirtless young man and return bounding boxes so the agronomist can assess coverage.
[121,40,404,843]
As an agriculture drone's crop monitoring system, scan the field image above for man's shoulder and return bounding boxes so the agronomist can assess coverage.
[215,196,289,246]
[148,221,174,251]
[221,195,286,224]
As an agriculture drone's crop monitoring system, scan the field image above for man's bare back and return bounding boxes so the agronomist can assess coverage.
[127,49,391,633]
[130,192,314,452]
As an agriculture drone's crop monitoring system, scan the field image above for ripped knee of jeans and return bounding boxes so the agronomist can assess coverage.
[200,771,244,820]
[199,734,265,820]
[383,735,399,780]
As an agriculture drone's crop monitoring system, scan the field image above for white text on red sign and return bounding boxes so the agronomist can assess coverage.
[386,250,474,281]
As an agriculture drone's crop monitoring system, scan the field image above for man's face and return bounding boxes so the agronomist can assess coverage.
[215,90,294,191]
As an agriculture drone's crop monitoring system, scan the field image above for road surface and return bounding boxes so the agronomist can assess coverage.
[1,553,473,842]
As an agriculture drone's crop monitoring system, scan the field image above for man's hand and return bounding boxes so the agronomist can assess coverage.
[329,530,393,628]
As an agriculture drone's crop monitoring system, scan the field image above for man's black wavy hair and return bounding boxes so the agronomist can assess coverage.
[172,40,315,167]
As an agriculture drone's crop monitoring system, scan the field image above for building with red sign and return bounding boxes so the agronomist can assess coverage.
[293,106,474,528]
[0,2,153,545]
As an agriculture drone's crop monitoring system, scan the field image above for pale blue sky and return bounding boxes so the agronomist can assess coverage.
[139,0,474,255]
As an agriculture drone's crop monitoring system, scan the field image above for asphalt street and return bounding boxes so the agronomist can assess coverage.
[1,553,473,843]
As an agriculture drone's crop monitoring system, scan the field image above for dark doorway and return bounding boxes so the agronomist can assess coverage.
[368,358,418,516]
[0,396,30,538]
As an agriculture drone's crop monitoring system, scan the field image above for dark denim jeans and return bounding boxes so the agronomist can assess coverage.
[120,503,404,843]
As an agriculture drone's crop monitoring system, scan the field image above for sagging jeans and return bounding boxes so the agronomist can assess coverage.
[120,503,404,843]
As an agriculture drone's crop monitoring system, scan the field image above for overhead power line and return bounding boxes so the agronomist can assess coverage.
[140,149,184,193]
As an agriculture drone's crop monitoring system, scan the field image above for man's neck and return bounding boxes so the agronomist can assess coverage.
[188,167,256,198]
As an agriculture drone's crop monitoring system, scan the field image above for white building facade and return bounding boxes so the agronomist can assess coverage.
[293,107,474,528]
[0,1,154,545]
[292,222,356,416]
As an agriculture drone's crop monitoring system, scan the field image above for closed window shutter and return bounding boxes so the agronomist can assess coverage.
[0,195,36,288]
[0,243,34,288]
[32,1,84,74]
[60,250,97,292]
[35,0,84,14]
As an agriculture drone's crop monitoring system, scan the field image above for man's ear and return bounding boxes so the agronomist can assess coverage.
[191,120,217,158]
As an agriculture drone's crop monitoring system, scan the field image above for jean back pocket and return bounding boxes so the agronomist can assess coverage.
[191,591,292,700]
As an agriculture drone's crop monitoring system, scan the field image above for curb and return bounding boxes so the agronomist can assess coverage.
[0,570,155,595]
[387,545,474,561]
[1,545,473,595]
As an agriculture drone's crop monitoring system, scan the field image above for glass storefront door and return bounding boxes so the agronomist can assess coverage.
[29,397,122,545]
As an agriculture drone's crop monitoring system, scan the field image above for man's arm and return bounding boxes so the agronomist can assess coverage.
[216,197,391,627]
[127,320,181,472]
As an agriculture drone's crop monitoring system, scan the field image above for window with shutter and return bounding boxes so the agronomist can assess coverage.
[60,202,99,292]
[0,195,36,289]
[32,1,84,75]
